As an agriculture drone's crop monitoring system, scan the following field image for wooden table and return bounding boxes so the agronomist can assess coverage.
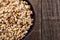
[23,0,60,40]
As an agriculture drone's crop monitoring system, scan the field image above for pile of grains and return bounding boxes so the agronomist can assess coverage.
[0,0,33,40]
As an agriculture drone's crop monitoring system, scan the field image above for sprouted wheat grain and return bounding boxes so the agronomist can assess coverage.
[0,0,33,40]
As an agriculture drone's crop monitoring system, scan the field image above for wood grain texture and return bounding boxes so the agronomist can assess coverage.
[42,0,60,40]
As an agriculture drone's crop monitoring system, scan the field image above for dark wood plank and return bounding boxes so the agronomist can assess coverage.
[23,0,41,40]
[42,0,60,40]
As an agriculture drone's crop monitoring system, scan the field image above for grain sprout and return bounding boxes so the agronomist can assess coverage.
[0,0,33,40]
